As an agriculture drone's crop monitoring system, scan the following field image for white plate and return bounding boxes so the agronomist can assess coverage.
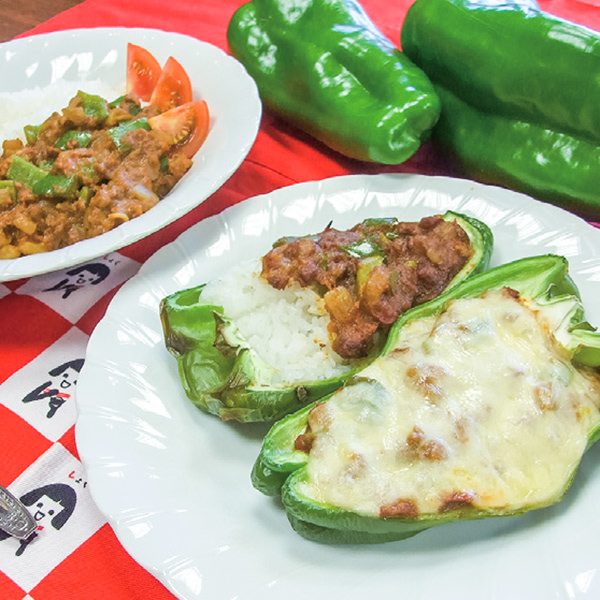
[0,27,261,282]
[76,174,600,600]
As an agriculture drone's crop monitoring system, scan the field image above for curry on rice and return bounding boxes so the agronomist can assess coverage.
[0,92,192,259]
[261,215,474,358]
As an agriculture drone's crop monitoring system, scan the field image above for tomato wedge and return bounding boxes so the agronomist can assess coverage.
[149,56,193,112]
[148,100,210,158]
[126,43,162,102]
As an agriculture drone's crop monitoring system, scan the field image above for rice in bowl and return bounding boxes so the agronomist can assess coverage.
[0,80,124,142]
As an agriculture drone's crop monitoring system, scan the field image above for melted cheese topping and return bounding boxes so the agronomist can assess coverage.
[299,289,600,517]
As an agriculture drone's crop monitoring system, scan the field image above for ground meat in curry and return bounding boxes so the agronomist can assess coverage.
[0,93,192,258]
[261,216,473,359]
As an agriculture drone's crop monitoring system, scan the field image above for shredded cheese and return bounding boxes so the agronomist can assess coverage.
[299,288,600,517]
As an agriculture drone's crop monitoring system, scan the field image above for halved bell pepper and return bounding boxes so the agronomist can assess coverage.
[226,0,440,164]
[252,254,600,543]
[401,0,600,219]
[159,211,493,423]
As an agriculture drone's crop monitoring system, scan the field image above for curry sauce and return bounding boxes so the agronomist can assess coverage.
[0,92,192,258]
[261,215,474,358]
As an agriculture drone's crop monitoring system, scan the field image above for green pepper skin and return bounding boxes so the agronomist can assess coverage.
[76,90,109,123]
[226,0,440,164]
[55,130,93,150]
[31,173,79,199]
[160,211,493,423]
[400,0,600,219]
[108,118,150,152]
[6,155,49,190]
[7,155,79,200]
[439,211,492,285]
[0,181,17,205]
[429,85,600,220]
[252,254,600,543]
[23,125,40,145]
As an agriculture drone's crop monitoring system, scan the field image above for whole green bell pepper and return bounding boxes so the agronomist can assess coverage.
[401,0,600,220]
[226,0,440,164]
[55,130,93,150]
[252,254,600,543]
[159,211,492,423]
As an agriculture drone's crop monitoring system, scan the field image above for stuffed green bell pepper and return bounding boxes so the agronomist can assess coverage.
[226,0,440,164]
[252,254,600,543]
[401,0,600,220]
[160,211,492,423]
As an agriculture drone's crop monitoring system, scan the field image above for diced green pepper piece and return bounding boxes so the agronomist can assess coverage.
[77,158,100,184]
[108,95,125,109]
[32,173,79,199]
[76,90,109,122]
[227,0,441,164]
[361,217,397,228]
[0,180,17,206]
[23,124,40,145]
[159,155,170,173]
[356,255,384,292]
[108,118,151,152]
[108,95,142,115]
[129,103,142,116]
[78,185,93,205]
[6,155,50,189]
[55,130,92,150]
[37,159,55,171]
[342,237,383,258]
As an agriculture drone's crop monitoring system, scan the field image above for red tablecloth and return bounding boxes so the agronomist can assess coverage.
[1,1,599,598]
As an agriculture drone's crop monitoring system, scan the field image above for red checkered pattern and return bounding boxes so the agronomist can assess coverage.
[1,0,598,598]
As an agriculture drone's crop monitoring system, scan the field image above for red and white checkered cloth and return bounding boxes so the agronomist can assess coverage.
[1,0,599,598]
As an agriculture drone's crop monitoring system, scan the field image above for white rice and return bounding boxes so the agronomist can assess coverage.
[0,80,124,142]
[201,259,353,386]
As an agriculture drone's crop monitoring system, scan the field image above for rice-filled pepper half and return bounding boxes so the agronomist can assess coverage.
[226,0,440,164]
[401,0,600,220]
[252,254,600,543]
[159,211,492,423]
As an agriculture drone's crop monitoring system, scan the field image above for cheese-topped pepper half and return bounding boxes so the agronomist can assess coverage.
[252,254,600,543]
